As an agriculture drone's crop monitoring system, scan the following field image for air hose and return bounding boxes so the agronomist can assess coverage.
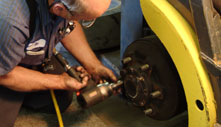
[50,90,64,127]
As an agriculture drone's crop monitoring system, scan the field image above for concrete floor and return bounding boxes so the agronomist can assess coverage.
[15,94,188,127]
[90,96,188,127]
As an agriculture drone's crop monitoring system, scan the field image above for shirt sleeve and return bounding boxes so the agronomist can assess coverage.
[0,18,28,76]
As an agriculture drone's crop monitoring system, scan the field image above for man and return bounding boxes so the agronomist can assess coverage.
[0,0,117,126]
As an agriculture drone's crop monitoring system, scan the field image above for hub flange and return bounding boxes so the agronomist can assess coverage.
[121,36,186,120]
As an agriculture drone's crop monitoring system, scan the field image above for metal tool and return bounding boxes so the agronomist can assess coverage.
[53,49,81,81]
[76,80,123,108]
[53,49,123,108]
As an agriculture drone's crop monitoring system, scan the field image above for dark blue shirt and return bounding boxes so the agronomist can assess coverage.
[0,0,69,75]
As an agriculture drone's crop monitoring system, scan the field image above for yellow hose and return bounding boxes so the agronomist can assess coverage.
[50,90,64,127]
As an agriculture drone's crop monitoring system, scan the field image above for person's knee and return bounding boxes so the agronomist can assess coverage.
[56,90,74,112]
[23,90,74,113]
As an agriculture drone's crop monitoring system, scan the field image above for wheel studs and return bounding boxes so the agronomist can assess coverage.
[122,57,132,64]
[144,108,153,115]
[150,91,162,98]
[137,76,145,81]
[140,64,150,71]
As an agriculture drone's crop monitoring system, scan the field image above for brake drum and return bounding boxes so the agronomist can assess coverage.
[121,36,186,120]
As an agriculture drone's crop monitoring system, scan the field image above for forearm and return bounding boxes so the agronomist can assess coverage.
[0,66,65,92]
[61,21,117,82]
[61,21,101,71]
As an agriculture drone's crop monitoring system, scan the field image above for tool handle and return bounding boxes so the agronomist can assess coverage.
[53,49,81,81]
[67,67,81,82]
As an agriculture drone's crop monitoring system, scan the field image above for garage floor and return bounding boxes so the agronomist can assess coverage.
[15,93,188,127]
[15,92,188,127]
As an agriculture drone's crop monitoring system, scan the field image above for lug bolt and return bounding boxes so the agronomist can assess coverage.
[150,91,162,98]
[144,108,153,115]
[122,57,132,64]
[137,76,145,81]
[140,64,150,71]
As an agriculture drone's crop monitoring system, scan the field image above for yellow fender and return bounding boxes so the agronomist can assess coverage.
[140,0,217,127]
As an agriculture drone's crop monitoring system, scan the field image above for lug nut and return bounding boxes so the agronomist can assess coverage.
[122,57,132,64]
[144,108,153,115]
[140,64,150,71]
[150,91,162,98]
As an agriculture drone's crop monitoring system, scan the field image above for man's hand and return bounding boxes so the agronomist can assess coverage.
[75,66,90,85]
[87,64,117,83]
[61,66,90,91]
[61,72,87,91]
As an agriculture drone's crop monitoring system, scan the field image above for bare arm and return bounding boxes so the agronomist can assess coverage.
[61,21,117,82]
[61,21,101,70]
[0,66,86,92]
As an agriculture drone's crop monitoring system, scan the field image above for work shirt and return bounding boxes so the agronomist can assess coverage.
[0,0,69,76]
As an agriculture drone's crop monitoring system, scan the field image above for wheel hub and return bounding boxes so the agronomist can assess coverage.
[121,36,186,120]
